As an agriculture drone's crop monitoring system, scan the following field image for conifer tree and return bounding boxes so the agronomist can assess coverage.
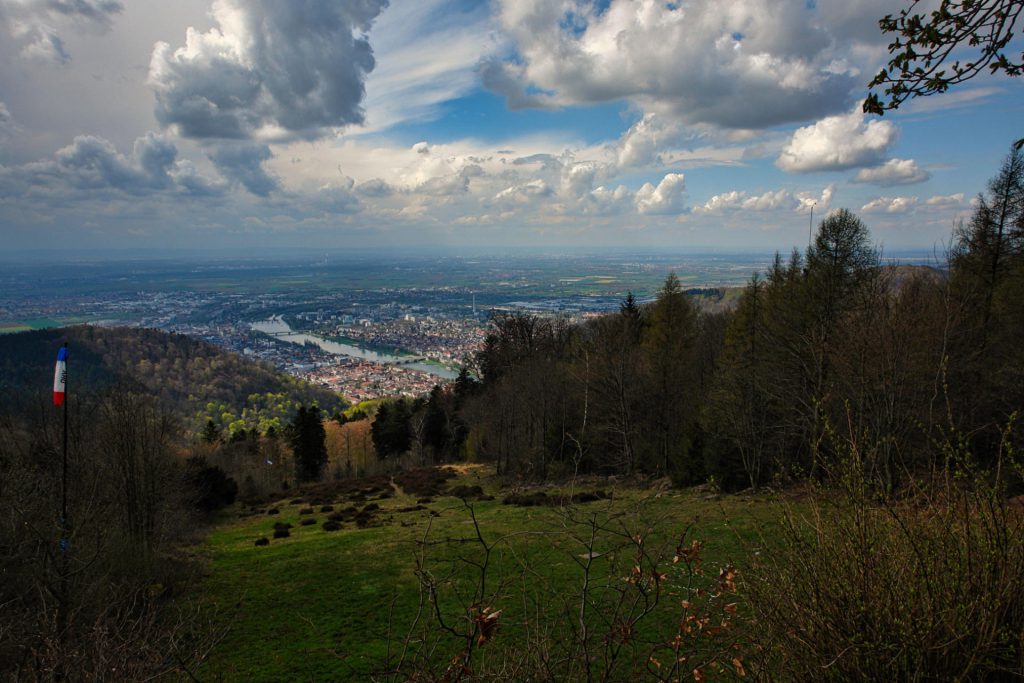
[289,405,327,482]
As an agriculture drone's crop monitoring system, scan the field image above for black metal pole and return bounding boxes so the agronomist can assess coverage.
[58,342,69,638]
[62,343,68,536]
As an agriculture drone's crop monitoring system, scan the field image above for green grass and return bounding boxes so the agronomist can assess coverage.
[0,313,130,334]
[22,317,64,330]
[192,468,782,681]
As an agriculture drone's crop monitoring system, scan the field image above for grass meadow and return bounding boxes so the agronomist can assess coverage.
[192,466,781,681]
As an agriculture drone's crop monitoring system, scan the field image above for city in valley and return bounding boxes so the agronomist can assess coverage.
[0,251,789,401]
[0,249,933,403]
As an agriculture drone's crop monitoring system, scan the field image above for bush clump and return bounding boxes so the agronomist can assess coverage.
[748,454,1024,680]
[185,457,239,512]
[322,521,342,532]
[254,537,269,546]
[446,484,485,500]
[272,528,290,539]
[300,518,316,526]
[502,491,609,507]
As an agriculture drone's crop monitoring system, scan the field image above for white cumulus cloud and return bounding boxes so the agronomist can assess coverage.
[485,0,875,129]
[776,109,897,173]
[0,101,15,142]
[0,0,122,64]
[852,158,930,186]
[148,0,388,141]
[696,185,833,214]
[925,192,966,208]
[861,196,918,213]
[494,179,552,205]
[0,132,225,199]
[635,172,687,215]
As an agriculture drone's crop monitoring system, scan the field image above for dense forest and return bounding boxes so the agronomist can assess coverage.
[376,147,1023,493]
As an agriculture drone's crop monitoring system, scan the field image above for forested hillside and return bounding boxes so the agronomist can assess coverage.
[377,147,1024,494]
[0,325,346,432]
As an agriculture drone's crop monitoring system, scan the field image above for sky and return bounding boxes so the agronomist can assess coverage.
[0,0,1021,255]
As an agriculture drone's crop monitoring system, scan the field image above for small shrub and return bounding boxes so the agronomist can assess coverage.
[322,520,342,532]
[447,484,484,500]
[300,518,316,526]
[299,507,314,515]
[362,502,379,512]
[272,528,290,539]
[575,490,609,503]
[320,505,334,513]
[266,508,280,515]
[254,537,269,546]
[328,512,345,522]
[272,522,292,531]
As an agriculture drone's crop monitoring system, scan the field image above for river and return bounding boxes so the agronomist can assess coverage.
[251,316,459,380]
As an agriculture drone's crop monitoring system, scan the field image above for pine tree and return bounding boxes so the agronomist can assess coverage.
[201,418,220,444]
[641,273,699,481]
[289,405,327,482]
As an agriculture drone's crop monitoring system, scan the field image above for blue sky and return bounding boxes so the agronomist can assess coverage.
[0,0,1021,253]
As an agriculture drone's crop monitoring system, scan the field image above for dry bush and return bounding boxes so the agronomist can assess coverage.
[325,419,377,477]
[747,424,1024,680]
